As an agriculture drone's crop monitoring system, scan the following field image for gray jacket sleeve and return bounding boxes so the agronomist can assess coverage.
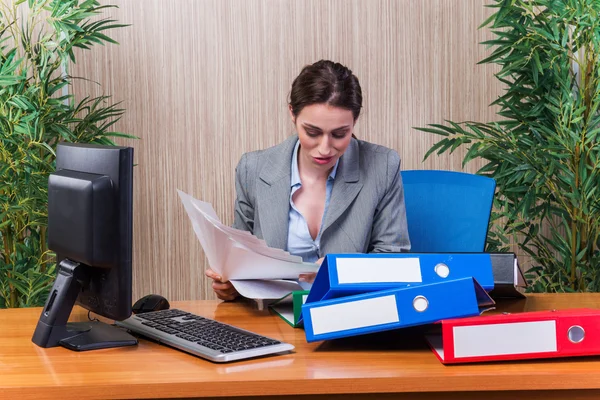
[368,150,411,253]
[232,153,254,232]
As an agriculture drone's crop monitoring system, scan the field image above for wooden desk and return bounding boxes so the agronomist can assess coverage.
[2,294,600,400]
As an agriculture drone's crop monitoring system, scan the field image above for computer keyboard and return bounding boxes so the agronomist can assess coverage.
[115,309,294,362]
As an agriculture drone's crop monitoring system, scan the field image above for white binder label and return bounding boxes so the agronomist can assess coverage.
[453,320,557,358]
[335,258,422,284]
[309,295,399,335]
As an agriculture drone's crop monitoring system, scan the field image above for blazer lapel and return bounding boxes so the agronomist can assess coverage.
[256,136,298,250]
[321,138,363,234]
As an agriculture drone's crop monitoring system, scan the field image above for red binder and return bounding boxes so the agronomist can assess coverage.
[426,308,600,364]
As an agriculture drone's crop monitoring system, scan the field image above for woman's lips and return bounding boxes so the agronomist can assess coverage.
[313,156,334,165]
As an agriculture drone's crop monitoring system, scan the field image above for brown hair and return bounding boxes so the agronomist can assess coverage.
[289,60,363,122]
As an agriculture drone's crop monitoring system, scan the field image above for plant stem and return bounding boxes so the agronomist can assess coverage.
[1,228,10,266]
[570,144,579,291]
[40,226,47,273]
[2,226,16,308]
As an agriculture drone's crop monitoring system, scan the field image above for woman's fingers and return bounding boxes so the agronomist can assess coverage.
[205,268,239,301]
[205,268,224,282]
[215,291,238,301]
[299,272,317,283]
[206,269,238,300]
[212,280,234,291]
[214,283,239,301]
[298,258,322,283]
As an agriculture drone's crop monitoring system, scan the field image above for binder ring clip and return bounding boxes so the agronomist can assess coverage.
[568,325,585,343]
[413,295,429,312]
[434,263,450,278]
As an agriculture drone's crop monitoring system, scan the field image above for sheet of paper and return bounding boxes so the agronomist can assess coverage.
[224,241,318,281]
[177,189,319,283]
[185,191,303,262]
[215,224,304,263]
[274,292,294,305]
[230,279,304,300]
[271,292,309,326]
[271,306,294,325]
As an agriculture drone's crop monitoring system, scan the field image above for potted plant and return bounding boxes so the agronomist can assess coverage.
[0,0,134,307]
[419,0,600,292]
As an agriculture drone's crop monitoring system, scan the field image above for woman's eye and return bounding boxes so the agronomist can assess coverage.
[306,131,320,137]
[333,131,348,139]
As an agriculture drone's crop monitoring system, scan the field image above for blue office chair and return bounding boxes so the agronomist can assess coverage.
[400,170,496,253]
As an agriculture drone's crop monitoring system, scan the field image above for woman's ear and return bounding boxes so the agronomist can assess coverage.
[288,105,296,125]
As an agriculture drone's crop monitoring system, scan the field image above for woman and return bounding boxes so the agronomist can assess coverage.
[207,60,410,300]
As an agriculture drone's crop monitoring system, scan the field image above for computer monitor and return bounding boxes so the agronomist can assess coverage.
[32,143,137,351]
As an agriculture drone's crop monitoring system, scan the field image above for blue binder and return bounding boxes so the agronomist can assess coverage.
[302,277,495,342]
[305,253,495,305]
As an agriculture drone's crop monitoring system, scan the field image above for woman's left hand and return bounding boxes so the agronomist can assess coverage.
[299,257,324,284]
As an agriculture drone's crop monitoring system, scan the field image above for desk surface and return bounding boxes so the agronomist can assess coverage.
[3,294,600,400]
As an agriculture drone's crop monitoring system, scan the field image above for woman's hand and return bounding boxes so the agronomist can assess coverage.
[298,257,324,284]
[205,269,239,301]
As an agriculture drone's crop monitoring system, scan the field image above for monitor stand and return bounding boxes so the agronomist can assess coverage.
[32,259,137,351]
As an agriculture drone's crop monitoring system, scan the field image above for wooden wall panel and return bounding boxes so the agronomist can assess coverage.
[70,0,502,301]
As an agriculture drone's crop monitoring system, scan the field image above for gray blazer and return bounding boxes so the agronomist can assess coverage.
[233,135,411,257]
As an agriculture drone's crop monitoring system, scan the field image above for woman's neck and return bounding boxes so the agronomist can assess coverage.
[298,148,331,184]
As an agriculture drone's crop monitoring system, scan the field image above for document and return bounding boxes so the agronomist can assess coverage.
[231,279,304,301]
[177,190,318,299]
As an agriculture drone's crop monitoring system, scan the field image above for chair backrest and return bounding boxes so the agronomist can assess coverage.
[400,170,496,253]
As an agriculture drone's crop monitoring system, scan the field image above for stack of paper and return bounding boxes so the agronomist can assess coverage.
[177,190,319,301]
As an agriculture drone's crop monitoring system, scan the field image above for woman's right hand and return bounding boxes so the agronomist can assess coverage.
[205,269,239,301]
[298,257,324,284]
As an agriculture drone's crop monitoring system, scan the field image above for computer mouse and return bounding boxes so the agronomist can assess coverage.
[132,294,170,314]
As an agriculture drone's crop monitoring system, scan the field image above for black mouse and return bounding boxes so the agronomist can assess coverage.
[132,294,170,314]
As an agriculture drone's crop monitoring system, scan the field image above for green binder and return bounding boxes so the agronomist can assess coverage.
[269,290,310,328]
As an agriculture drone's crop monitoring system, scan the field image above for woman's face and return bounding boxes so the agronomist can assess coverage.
[291,103,355,171]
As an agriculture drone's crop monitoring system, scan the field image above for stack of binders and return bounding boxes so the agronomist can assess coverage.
[302,254,600,364]
[302,253,523,343]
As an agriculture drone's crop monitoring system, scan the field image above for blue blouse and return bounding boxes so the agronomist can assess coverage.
[286,140,338,263]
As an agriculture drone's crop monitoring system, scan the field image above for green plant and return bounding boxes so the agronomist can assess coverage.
[0,0,134,307]
[418,0,600,292]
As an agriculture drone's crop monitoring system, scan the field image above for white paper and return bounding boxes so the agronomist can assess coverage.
[177,190,319,285]
[187,193,304,263]
[274,308,295,325]
[230,279,304,300]
[273,292,294,305]
[309,295,400,335]
[335,257,422,284]
[271,292,309,325]
[515,258,526,287]
[426,334,446,361]
[225,241,317,280]
[453,320,557,358]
